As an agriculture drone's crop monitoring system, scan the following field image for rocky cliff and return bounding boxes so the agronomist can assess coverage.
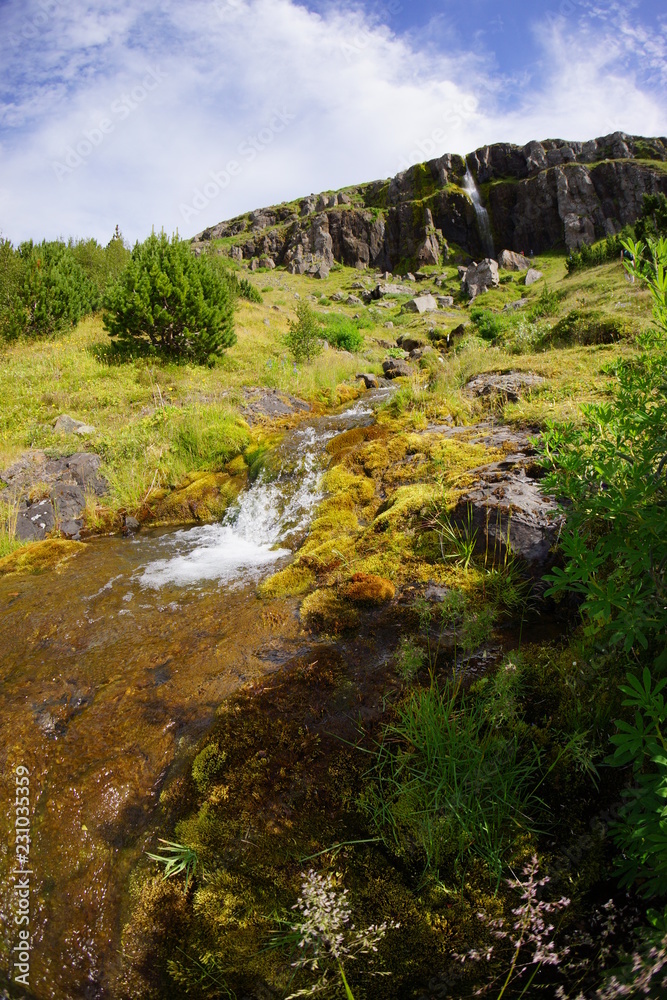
[193,132,667,272]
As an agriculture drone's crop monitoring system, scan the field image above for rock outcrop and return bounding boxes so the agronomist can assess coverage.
[2,452,107,541]
[194,133,667,269]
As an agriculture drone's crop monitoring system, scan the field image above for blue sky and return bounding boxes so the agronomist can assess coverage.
[0,0,665,244]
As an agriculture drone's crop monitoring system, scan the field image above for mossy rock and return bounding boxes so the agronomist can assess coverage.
[259,565,315,599]
[339,572,395,605]
[0,539,85,576]
[149,471,242,523]
[543,309,637,347]
[300,588,359,631]
[323,466,376,505]
[192,743,228,793]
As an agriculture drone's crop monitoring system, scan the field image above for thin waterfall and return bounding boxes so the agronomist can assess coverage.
[463,167,495,259]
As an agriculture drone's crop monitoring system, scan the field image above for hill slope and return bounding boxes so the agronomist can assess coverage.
[194,131,667,272]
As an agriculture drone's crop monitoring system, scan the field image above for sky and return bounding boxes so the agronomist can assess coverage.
[0,0,665,244]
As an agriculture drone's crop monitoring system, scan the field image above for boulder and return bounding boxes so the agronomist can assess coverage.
[382,358,413,379]
[462,259,500,299]
[498,250,531,271]
[15,498,56,541]
[525,268,544,286]
[356,373,379,389]
[124,516,140,533]
[401,294,438,315]
[397,334,427,351]
[346,295,362,306]
[372,283,412,298]
[259,257,276,269]
[54,414,85,435]
[437,295,454,308]
[406,273,416,282]
[465,371,545,402]
[451,461,563,572]
[74,424,96,436]
[315,264,330,279]
[503,299,528,312]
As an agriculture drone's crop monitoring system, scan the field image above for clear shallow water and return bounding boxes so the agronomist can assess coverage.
[0,393,385,1000]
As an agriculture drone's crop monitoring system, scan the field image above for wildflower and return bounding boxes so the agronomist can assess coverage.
[286,870,400,998]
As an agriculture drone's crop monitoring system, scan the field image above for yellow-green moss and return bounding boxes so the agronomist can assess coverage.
[148,471,242,523]
[300,588,359,631]
[225,454,248,476]
[339,573,396,605]
[322,466,376,505]
[192,743,228,794]
[258,565,316,599]
[0,538,85,575]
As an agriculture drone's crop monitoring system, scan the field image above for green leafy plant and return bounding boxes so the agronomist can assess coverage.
[285,301,323,363]
[607,669,667,897]
[542,235,667,898]
[433,505,477,570]
[318,312,365,352]
[103,231,236,363]
[145,839,200,890]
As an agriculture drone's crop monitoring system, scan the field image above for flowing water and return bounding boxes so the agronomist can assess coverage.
[463,167,495,259]
[0,392,389,1000]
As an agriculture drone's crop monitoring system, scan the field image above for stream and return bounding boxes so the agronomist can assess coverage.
[0,391,389,1000]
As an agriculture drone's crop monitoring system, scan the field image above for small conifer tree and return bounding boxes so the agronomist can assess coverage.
[103,231,236,363]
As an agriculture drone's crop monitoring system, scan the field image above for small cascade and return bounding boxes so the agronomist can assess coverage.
[138,396,381,589]
[463,167,495,259]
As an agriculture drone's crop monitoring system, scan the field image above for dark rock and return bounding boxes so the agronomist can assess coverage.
[356,373,379,389]
[382,358,413,379]
[452,462,563,572]
[397,334,427,351]
[124,516,140,532]
[241,388,310,424]
[437,295,454,308]
[15,499,56,540]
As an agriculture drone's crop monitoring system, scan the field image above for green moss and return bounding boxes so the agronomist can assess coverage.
[300,588,359,631]
[191,742,228,794]
[258,565,315,598]
[0,538,85,575]
[148,471,242,523]
[339,573,396,605]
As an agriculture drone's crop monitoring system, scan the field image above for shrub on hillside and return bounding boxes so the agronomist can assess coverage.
[565,231,633,274]
[543,308,636,347]
[318,312,365,352]
[635,193,667,243]
[284,301,323,363]
[7,240,99,340]
[103,232,236,364]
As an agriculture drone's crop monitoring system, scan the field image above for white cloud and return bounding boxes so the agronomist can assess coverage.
[0,0,665,245]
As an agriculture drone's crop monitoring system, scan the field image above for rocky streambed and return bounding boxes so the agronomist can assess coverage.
[0,373,563,998]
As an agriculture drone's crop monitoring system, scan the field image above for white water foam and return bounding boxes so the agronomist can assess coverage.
[463,168,495,259]
[138,420,346,590]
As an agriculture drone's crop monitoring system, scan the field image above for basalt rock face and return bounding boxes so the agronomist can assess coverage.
[195,133,667,267]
